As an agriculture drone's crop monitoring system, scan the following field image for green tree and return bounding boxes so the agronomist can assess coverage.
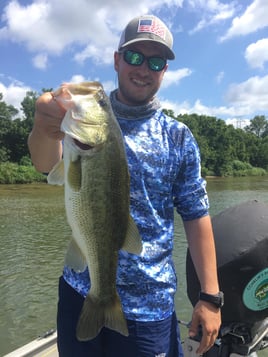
[0,93,19,120]
[172,112,267,175]
[245,115,267,138]
[0,93,20,162]
[0,91,41,163]
[5,119,30,162]
[20,90,39,132]
[262,121,268,138]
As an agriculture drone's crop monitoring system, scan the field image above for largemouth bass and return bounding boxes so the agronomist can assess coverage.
[47,82,142,341]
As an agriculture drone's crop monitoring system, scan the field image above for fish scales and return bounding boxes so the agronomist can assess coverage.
[47,81,142,341]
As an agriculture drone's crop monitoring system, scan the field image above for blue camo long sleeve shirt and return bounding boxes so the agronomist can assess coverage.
[63,93,209,322]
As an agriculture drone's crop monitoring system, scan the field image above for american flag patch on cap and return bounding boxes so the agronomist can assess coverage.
[137,19,166,40]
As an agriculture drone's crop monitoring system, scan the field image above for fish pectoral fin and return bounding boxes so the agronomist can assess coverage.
[64,239,87,272]
[121,216,143,255]
[47,160,65,185]
[68,156,82,191]
[76,293,129,341]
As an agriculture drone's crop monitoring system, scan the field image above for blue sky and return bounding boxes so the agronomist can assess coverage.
[1,0,268,127]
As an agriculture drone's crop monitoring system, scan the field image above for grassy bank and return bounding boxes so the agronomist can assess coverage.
[0,162,46,184]
[202,160,267,177]
[0,161,267,184]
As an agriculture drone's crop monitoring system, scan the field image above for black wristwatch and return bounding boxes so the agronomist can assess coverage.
[199,291,224,308]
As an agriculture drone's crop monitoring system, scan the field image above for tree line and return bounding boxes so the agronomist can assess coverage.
[164,110,268,177]
[0,91,267,183]
[0,90,49,183]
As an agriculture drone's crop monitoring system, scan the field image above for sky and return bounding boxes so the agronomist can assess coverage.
[0,0,268,128]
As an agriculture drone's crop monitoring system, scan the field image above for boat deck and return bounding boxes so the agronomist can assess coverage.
[3,330,58,357]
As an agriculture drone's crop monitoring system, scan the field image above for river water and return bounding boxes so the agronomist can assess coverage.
[1,176,268,356]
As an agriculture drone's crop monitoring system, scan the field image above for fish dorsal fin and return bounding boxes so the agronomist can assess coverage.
[47,160,65,185]
[65,239,87,273]
[121,216,143,255]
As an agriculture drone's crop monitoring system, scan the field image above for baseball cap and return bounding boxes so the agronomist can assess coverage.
[118,15,175,60]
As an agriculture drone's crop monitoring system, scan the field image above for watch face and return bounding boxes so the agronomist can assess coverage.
[217,292,224,307]
[212,297,222,308]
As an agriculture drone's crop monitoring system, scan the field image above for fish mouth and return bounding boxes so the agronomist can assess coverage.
[74,138,93,150]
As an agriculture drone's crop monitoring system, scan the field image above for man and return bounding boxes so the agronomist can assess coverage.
[28,14,221,357]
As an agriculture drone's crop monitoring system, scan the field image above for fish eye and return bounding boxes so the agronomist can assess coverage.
[98,99,107,107]
[94,91,107,108]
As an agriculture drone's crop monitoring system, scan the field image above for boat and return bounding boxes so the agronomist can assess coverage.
[0,329,199,357]
[3,329,58,357]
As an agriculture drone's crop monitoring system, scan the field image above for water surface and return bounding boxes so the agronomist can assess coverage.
[1,177,268,355]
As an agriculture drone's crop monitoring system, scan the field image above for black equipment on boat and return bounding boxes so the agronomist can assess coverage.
[185,200,268,356]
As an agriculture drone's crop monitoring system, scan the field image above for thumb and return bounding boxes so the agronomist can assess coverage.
[188,314,199,338]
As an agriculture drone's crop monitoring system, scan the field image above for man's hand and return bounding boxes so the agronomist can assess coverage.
[28,90,67,173]
[33,91,66,140]
[189,300,221,355]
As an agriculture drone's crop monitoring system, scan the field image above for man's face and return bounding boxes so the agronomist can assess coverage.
[114,41,168,106]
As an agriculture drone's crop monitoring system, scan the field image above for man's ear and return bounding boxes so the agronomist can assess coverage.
[114,51,119,72]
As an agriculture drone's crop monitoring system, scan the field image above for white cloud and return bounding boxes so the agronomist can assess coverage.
[0,74,115,115]
[68,75,87,84]
[225,118,250,129]
[220,0,268,41]
[32,53,48,70]
[102,80,117,94]
[245,38,268,69]
[74,44,116,66]
[166,74,268,118]
[187,0,237,33]
[0,80,31,115]
[161,71,268,119]
[190,99,239,117]
[160,98,188,115]
[0,0,182,69]
[1,0,267,123]
[216,71,224,84]
[225,75,268,114]
[161,67,192,89]
[160,96,241,119]
[68,75,116,94]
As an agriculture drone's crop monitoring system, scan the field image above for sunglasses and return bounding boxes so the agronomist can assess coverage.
[121,50,167,72]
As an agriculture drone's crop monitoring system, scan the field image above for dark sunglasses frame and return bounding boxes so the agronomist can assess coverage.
[120,49,167,72]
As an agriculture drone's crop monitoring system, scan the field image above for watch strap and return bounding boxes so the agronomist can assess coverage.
[199,291,224,308]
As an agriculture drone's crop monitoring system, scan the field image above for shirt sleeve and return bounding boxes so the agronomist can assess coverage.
[171,124,210,221]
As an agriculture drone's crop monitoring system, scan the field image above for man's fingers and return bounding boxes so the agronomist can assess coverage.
[196,329,218,355]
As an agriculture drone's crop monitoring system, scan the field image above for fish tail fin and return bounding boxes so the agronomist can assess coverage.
[76,293,129,341]
[104,293,129,337]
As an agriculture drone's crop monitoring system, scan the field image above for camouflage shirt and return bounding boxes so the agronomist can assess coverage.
[63,91,209,321]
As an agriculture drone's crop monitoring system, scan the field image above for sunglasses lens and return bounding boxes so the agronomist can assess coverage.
[148,57,166,71]
[123,50,166,71]
[124,50,143,65]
